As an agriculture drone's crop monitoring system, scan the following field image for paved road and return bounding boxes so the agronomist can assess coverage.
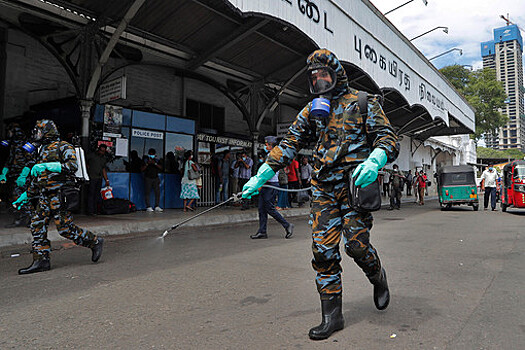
[1,202,523,349]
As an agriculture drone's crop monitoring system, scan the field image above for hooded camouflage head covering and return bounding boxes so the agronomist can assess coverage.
[7,123,26,142]
[306,49,350,100]
[34,119,60,143]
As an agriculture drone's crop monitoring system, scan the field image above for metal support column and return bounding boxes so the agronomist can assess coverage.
[0,28,7,137]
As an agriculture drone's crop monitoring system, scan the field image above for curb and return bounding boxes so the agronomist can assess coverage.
[0,196,437,249]
[0,207,311,249]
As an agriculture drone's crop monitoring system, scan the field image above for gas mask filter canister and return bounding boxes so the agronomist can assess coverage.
[311,97,331,118]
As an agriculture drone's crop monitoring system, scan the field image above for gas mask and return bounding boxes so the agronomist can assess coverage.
[22,126,43,154]
[307,65,337,118]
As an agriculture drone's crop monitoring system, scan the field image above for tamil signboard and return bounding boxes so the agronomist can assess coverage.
[197,133,252,148]
[100,76,127,104]
[227,0,474,132]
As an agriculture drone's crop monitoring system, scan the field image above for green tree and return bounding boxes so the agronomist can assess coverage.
[440,65,471,92]
[440,65,507,140]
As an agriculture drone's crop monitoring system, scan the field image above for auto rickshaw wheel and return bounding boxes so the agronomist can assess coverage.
[473,204,479,211]
[501,203,507,212]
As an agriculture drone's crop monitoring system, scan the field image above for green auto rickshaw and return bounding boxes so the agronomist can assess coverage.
[436,165,479,211]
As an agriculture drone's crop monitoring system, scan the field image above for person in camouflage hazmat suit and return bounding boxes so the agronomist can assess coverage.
[0,123,35,228]
[241,49,399,340]
[13,119,104,275]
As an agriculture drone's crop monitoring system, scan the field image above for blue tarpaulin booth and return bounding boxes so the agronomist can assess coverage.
[94,105,195,210]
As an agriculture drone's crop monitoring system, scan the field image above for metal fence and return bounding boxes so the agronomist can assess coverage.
[198,165,215,206]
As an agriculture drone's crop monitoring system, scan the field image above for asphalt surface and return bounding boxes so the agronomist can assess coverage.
[0,201,523,349]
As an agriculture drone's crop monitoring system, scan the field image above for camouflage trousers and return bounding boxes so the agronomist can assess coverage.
[310,179,382,298]
[30,190,97,259]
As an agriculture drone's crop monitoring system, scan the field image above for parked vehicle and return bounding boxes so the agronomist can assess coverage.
[501,160,525,212]
[436,165,479,211]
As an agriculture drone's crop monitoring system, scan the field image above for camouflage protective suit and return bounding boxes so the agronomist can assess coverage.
[3,124,35,225]
[266,50,399,299]
[26,120,98,260]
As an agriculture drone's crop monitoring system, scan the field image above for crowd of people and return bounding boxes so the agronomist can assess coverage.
[211,146,313,211]
[379,167,431,210]
[84,142,315,215]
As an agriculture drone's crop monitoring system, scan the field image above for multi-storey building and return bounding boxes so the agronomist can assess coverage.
[481,24,524,151]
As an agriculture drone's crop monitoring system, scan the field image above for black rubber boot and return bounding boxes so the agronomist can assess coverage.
[370,268,390,310]
[308,295,345,340]
[91,238,104,262]
[18,258,51,275]
[250,232,268,239]
[285,223,294,239]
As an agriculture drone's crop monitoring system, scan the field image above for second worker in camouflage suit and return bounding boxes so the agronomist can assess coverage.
[242,49,399,340]
[0,123,35,228]
[13,119,104,275]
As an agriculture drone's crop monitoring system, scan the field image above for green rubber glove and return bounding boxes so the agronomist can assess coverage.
[31,162,62,176]
[0,167,8,183]
[15,167,30,187]
[352,148,387,188]
[12,191,28,210]
[242,163,276,199]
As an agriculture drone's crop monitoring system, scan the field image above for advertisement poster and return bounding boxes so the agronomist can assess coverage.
[104,105,123,135]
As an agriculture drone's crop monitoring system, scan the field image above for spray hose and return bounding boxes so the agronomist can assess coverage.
[160,185,312,238]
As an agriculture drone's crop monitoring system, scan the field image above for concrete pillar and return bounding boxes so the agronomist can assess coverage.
[80,99,93,150]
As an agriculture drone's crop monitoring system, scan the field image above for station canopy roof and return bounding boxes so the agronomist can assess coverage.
[1,0,474,140]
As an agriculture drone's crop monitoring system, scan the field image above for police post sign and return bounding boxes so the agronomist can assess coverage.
[132,128,164,140]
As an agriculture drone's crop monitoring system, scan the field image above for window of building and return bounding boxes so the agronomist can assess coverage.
[186,99,225,134]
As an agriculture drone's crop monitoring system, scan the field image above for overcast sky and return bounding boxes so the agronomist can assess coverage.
[369,0,525,69]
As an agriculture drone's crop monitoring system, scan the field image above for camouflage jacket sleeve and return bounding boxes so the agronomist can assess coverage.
[59,141,78,175]
[365,97,399,163]
[266,104,312,173]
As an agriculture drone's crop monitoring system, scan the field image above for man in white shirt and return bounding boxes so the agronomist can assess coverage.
[480,163,500,211]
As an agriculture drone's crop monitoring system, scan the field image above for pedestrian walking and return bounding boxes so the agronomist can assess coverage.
[382,169,390,197]
[388,164,405,210]
[300,156,313,190]
[141,148,163,212]
[480,163,499,211]
[423,172,429,196]
[286,156,300,207]
[276,168,290,210]
[235,150,253,210]
[86,143,109,215]
[1,123,35,228]
[180,150,200,212]
[231,153,240,195]
[416,171,426,205]
[241,49,399,340]
[219,150,231,202]
[250,136,294,239]
[13,119,103,274]
[413,170,419,203]
[405,170,413,196]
